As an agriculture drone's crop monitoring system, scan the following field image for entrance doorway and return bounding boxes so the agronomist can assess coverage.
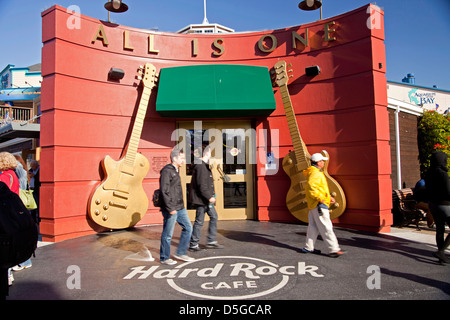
[177,121,255,221]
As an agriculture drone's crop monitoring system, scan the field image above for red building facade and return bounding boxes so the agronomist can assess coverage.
[40,4,391,242]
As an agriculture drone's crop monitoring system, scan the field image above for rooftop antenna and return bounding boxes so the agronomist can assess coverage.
[202,0,209,24]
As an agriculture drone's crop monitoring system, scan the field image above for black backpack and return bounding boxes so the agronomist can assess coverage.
[152,189,162,207]
[0,181,38,269]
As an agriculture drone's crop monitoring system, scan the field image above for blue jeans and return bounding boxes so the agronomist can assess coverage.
[18,258,32,268]
[160,208,192,261]
[190,205,218,247]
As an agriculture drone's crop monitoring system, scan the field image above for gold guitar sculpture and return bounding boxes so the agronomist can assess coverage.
[273,61,346,222]
[88,63,158,229]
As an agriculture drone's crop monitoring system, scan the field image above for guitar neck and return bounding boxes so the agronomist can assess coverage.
[280,85,309,168]
[124,86,152,167]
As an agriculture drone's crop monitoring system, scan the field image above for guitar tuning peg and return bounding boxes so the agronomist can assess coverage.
[287,63,292,67]
[288,69,293,73]
[136,76,142,80]
[289,75,294,78]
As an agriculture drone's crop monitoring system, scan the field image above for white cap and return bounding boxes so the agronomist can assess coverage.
[311,153,328,162]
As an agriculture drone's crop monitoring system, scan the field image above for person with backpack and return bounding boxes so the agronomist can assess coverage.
[158,147,194,265]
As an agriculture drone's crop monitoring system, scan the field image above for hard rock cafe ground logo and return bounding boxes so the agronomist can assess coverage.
[123,256,324,300]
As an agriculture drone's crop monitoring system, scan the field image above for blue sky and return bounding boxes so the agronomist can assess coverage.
[1,0,449,89]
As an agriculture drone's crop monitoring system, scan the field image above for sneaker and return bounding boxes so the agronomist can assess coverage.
[301,248,321,254]
[206,242,224,249]
[174,254,195,262]
[160,259,177,265]
[328,250,346,258]
[189,245,203,252]
[433,251,449,264]
[12,264,32,271]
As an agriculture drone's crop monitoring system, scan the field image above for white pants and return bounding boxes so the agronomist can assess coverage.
[305,206,340,254]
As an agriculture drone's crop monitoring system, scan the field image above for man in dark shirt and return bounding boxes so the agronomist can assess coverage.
[159,147,194,265]
[189,145,223,251]
[29,160,40,224]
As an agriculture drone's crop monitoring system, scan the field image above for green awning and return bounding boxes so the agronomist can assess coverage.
[155,64,276,118]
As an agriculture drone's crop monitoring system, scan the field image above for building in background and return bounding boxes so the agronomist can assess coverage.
[0,63,41,161]
[388,75,450,114]
[177,0,234,34]
[387,75,450,190]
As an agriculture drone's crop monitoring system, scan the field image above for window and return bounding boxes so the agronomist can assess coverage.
[1,74,9,89]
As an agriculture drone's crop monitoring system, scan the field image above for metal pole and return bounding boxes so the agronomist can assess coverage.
[395,105,402,189]
[203,0,209,24]
[320,0,323,20]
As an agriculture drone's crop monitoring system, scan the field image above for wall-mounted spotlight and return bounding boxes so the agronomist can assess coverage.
[104,0,128,13]
[105,0,128,22]
[299,0,323,20]
[305,65,321,77]
[298,0,321,10]
[108,67,125,81]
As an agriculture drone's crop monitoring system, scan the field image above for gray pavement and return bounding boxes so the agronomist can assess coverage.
[5,220,449,303]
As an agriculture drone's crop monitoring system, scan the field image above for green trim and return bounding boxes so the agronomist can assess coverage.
[156,64,276,118]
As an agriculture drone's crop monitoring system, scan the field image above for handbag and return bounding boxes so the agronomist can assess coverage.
[19,188,37,210]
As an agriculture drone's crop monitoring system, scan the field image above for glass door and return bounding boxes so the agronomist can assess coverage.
[177,121,255,221]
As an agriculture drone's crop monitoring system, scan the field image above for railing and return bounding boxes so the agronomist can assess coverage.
[0,105,34,126]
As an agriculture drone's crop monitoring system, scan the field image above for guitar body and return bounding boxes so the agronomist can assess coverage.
[282,150,346,223]
[273,60,346,223]
[320,150,346,221]
[282,151,309,222]
[88,63,157,229]
[88,153,150,229]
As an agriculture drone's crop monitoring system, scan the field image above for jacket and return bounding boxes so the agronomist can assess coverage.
[425,151,450,205]
[302,165,331,209]
[159,164,184,213]
[0,170,20,195]
[188,160,215,206]
[29,167,40,194]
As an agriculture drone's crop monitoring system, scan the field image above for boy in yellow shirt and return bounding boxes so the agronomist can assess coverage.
[302,153,345,258]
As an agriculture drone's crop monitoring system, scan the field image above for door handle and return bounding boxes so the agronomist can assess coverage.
[217,165,231,182]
